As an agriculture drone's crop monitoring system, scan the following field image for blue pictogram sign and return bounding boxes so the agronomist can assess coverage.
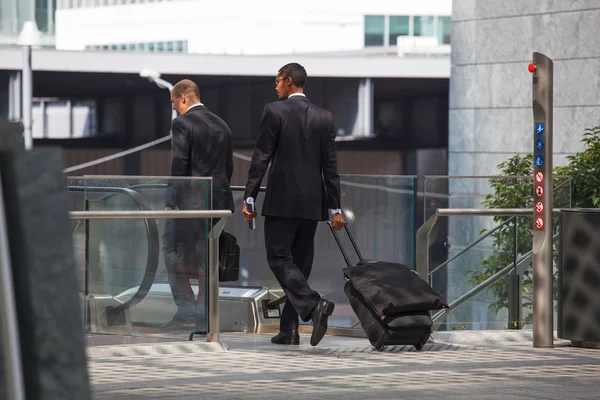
[535,139,544,152]
[535,155,544,167]
[536,123,545,136]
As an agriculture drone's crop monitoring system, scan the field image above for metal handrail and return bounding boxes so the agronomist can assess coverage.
[432,231,560,324]
[428,216,516,276]
[416,208,562,279]
[419,172,572,327]
[68,185,160,314]
[70,210,232,219]
[425,177,572,278]
[125,183,267,193]
[70,209,232,344]
[436,208,561,216]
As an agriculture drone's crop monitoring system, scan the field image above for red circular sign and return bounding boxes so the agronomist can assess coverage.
[535,171,544,183]
[535,217,544,230]
[535,185,544,198]
[535,201,544,214]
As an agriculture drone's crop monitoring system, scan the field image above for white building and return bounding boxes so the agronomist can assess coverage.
[55,0,452,55]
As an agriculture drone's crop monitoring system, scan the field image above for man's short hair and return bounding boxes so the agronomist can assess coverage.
[278,63,307,88]
[172,79,200,100]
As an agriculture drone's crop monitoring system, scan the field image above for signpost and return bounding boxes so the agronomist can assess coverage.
[529,53,554,348]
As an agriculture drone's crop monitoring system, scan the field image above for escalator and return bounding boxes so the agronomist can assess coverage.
[68,183,284,337]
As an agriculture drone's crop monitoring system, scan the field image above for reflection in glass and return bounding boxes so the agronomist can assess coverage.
[438,16,452,44]
[67,177,212,337]
[364,15,385,46]
[389,16,409,45]
[414,16,435,37]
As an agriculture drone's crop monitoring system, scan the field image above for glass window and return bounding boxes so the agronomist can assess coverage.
[166,41,173,52]
[389,16,409,45]
[414,16,435,37]
[364,15,385,46]
[438,16,451,44]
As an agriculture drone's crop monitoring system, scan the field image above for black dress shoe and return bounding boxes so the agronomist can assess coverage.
[271,330,300,345]
[310,299,335,346]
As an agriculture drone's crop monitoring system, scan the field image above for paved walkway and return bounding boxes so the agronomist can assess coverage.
[87,331,600,400]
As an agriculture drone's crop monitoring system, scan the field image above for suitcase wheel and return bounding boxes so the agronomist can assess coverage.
[414,337,429,351]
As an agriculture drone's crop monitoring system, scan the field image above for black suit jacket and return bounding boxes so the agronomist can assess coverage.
[244,95,341,221]
[166,105,234,212]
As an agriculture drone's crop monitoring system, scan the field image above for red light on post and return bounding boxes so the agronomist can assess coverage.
[528,63,536,73]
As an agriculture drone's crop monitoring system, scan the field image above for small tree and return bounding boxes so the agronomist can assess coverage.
[467,125,600,322]
[558,126,600,208]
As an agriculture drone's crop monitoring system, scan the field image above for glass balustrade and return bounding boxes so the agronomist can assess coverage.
[68,175,212,336]
[424,175,572,330]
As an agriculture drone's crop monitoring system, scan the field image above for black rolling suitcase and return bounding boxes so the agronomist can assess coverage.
[328,223,448,351]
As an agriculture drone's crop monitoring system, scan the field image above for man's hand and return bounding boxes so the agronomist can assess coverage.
[165,207,179,211]
[331,213,345,230]
[242,203,257,222]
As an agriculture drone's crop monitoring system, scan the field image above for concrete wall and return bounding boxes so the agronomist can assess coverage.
[450,0,600,177]
[447,0,600,329]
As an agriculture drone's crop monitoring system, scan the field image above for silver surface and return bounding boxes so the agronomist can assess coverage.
[531,52,554,348]
[436,208,560,216]
[86,294,132,335]
[207,218,227,343]
[0,175,25,400]
[21,46,32,150]
[69,210,232,220]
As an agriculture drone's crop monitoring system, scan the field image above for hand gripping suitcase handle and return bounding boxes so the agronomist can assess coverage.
[327,218,364,269]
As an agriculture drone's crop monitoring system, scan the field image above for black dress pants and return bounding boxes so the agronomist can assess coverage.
[162,217,214,315]
[264,216,321,331]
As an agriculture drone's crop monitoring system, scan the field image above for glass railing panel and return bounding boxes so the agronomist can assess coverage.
[424,175,571,330]
[211,175,417,329]
[430,217,515,330]
[67,176,86,295]
[313,175,417,328]
[75,176,211,336]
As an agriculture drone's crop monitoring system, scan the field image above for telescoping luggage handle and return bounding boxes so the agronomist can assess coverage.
[326,221,364,269]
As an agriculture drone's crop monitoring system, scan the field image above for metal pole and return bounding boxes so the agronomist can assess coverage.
[207,218,227,343]
[21,45,33,150]
[0,175,26,400]
[207,236,219,343]
[530,52,554,348]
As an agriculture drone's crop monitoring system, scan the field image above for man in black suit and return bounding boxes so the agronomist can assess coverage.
[161,79,234,330]
[243,63,345,346]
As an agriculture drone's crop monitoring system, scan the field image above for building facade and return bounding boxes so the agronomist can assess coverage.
[54,0,451,55]
[0,0,56,45]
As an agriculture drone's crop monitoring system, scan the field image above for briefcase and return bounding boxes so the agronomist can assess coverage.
[219,231,240,282]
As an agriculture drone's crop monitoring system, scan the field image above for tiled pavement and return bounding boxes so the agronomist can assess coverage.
[87,332,600,400]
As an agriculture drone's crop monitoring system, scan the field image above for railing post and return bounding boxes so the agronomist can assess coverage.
[207,218,227,343]
[508,217,522,329]
[415,214,438,283]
